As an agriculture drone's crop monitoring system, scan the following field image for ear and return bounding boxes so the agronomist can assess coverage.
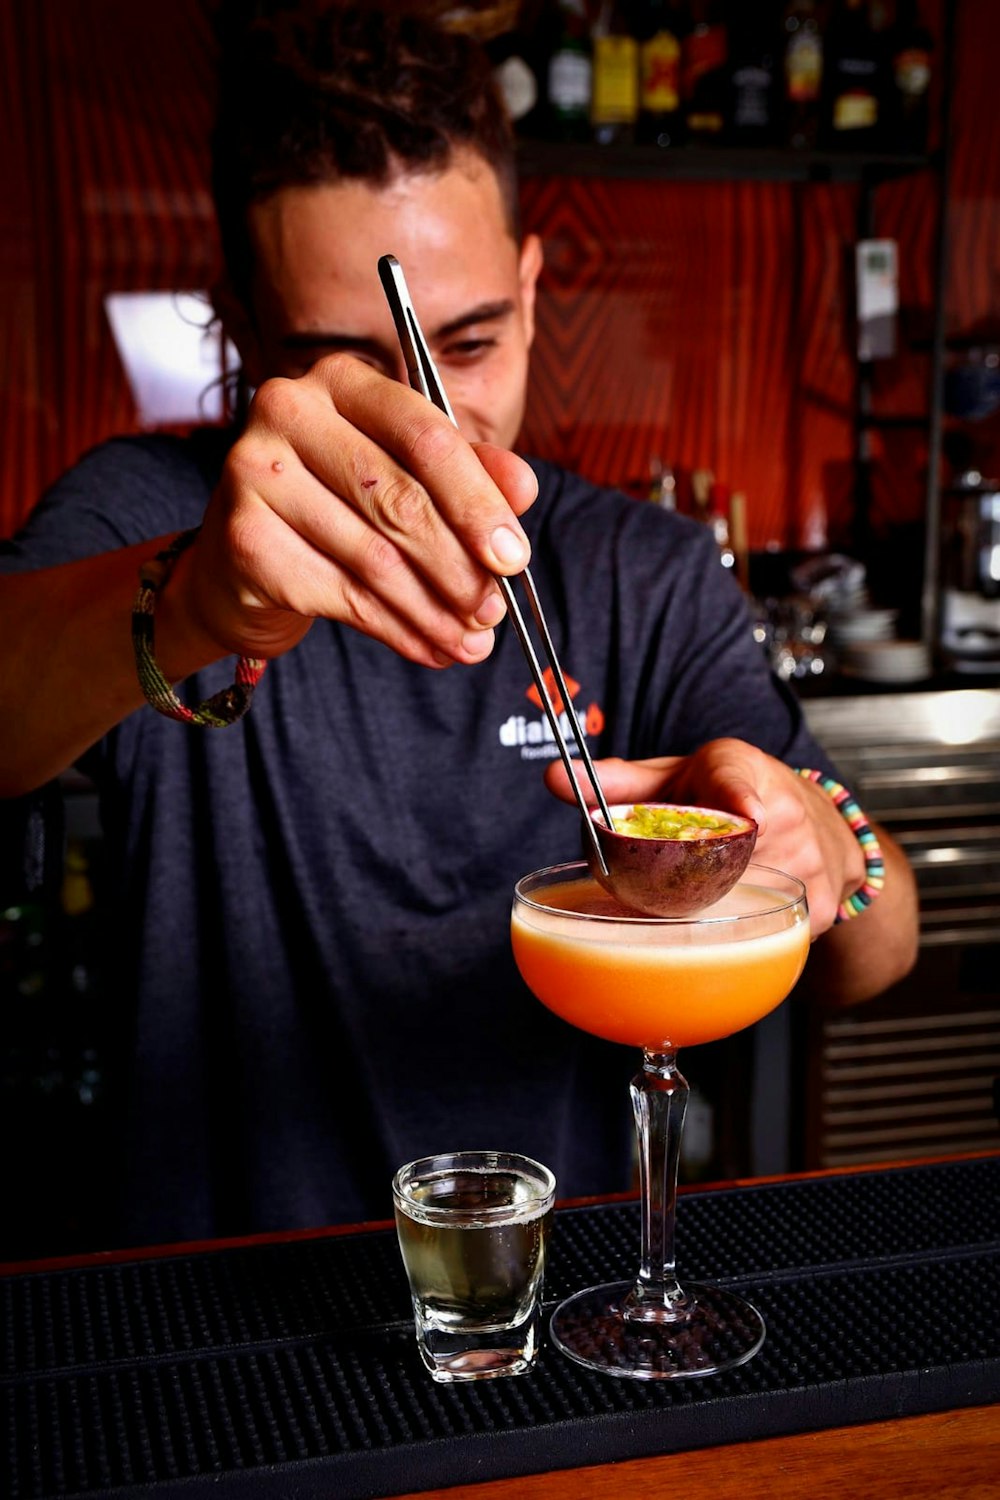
[211,277,267,390]
[518,233,544,350]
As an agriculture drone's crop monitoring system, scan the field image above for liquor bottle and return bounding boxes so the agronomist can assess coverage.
[727,2,780,146]
[729,491,750,589]
[708,480,736,571]
[888,0,933,153]
[781,0,824,149]
[636,0,685,148]
[591,0,640,145]
[691,467,713,521]
[648,457,678,509]
[822,0,889,150]
[682,0,729,144]
[547,0,593,142]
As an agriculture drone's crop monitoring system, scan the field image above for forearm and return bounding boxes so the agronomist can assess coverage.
[0,540,225,795]
[799,823,919,1007]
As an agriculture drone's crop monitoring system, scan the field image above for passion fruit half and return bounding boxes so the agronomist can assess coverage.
[587,803,758,917]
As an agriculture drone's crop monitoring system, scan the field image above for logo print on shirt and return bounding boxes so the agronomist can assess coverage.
[526,666,578,717]
[499,667,605,761]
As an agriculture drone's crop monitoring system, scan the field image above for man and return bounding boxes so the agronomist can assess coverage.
[0,4,917,1247]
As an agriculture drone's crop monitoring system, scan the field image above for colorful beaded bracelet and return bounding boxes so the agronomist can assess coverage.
[131,527,267,727]
[795,768,885,923]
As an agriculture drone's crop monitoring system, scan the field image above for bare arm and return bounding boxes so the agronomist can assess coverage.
[0,540,228,795]
[793,822,918,1008]
[1,356,537,796]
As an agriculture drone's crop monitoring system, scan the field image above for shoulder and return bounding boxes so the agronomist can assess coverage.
[59,428,232,510]
[526,457,711,541]
[1,428,235,568]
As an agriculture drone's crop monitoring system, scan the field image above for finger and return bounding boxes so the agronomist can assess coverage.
[703,773,767,832]
[310,357,533,573]
[471,443,539,515]
[543,756,684,808]
[245,378,511,632]
[545,748,767,829]
[222,448,500,665]
[680,740,768,830]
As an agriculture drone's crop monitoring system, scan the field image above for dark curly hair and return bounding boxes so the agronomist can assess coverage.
[211,2,520,302]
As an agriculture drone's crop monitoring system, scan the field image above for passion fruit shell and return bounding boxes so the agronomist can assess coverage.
[587,803,758,917]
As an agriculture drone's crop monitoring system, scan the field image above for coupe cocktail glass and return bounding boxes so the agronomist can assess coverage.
[511,860,809,1380]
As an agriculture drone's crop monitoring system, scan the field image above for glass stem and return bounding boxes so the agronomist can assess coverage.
[624,1048,691,1323]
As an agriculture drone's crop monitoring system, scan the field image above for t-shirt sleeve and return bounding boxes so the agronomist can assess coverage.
[0,435,210,572]
[631,517,840,777]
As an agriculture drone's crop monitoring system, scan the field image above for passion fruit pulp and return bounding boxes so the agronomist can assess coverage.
[588,803,758,917]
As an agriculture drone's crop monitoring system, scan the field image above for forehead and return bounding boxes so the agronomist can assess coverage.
[247,153,521,335]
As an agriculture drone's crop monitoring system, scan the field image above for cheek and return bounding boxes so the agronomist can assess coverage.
[457,390,520,448]
[459,354,527,446]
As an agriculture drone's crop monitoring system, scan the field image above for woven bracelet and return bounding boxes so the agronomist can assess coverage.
[131,527,267,727]
[795,768,885,922]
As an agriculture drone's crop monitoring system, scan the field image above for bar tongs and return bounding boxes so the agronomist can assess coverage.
[378,253,613,876]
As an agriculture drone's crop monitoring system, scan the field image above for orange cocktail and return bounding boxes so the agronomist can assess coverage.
[511,860,809,1382]
[511,874,809,1050]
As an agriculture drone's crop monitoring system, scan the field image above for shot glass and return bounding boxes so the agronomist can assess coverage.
[392,1149,556,1383]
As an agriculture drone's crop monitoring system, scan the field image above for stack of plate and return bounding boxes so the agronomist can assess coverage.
[827,607,899,651]
[836,638,933,683]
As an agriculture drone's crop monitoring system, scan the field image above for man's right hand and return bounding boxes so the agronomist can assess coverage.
[173,354,538,670]
[0,355,538,795]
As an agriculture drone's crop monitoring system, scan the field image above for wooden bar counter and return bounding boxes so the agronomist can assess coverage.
[392,1404,1000,1499]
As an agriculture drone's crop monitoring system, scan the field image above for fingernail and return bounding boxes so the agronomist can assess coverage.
[490,525,529,569]
[475,591,507,628]
[462,628,494,659]
[431,648,453,666]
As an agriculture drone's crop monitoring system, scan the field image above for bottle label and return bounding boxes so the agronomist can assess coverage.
[640,31,681,113]
[592,35,639,123]
[785,32,823,102]
[495,55,538,122]
[733,65,773,130]
[839,57,877,79]
[895,48,931,97]
[549,50,592,112]
[682,23,727,100]
[833,90,878,131]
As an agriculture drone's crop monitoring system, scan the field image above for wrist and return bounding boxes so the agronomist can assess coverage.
[795,768,884,922]
[151,532,230,682]
[132,530,267,727]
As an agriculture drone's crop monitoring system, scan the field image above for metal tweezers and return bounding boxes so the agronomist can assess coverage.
[378,253,613,875]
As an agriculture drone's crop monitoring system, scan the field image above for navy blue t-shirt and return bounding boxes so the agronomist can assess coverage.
[1,432,835,1247]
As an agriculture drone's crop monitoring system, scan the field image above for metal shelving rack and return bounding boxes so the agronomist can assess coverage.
[516,13,956,649]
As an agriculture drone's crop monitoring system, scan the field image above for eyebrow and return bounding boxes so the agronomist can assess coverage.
[278,299,516,355]
[432,299,515,340]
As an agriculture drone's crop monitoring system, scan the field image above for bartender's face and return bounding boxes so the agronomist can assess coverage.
[228,149,543,451]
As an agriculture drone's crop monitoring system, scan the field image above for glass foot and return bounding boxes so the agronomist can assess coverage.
[549,1280,765,1380]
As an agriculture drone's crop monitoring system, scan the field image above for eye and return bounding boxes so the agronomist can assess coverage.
[349,352,388,374]
[441,337,499,362]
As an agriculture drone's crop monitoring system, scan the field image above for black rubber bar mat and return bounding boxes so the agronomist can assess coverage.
[3,1156,999,1499]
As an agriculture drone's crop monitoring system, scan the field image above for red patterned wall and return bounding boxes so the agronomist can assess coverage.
[0,0,217,536]
[1,0,998,557]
